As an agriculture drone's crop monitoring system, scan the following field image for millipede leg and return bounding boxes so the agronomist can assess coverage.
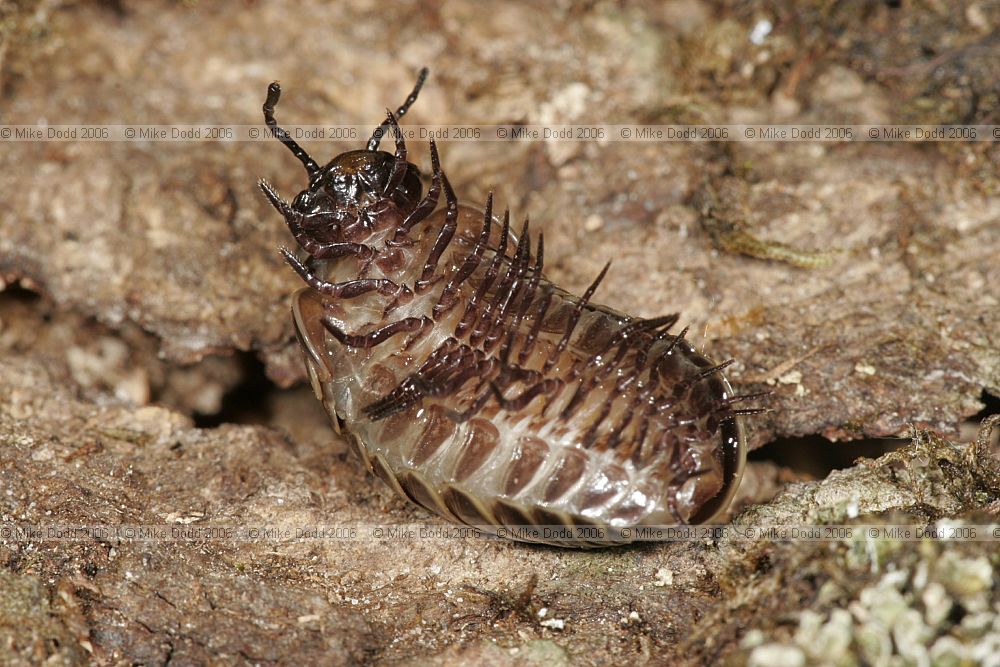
[542,262,611,372]
[363,381,424,421]
[479,218,533,352]
[728,407,769,417]
[416,170,459,292]
[395,140,442,240]
[469,209,520,346]
[362,339,484,421]
[725,391,771,405]
[442,390,494,423]
[259,178,294,217]
[613,314,680,346]
[323,316,428,348]
[570,313,681,381]
[281,248,411,301]
[647,325,690,385]
[309,241,376,261]
[489,379,561,412]
[695,359,735,381]
[497,365,543,386]
[455,210,510,338]
[518,286,553,365]
[601,376,646,452]
[433,192,494,320]
[501,232,544,365]
[579,390,616,448]
[383,110,408,195]
[401,314,436,352]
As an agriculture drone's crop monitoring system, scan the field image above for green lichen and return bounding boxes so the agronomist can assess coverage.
[694,179,842,269]
[741,532,999,666]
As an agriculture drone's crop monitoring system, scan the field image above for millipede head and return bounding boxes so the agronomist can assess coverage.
[262,69,430,247]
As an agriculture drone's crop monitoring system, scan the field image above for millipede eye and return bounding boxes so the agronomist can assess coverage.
[292,191,313,210]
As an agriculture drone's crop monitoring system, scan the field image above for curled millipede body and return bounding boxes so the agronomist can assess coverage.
[260,69,757,547]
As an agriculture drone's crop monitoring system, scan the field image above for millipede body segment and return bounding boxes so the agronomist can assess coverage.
[260,69,755,546]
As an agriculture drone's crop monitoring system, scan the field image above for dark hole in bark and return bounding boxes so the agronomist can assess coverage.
[971,389,1000,423]
[749,434,908,479]
[192,352,276,428]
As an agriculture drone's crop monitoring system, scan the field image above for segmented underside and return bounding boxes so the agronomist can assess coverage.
[261,77,757,546]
